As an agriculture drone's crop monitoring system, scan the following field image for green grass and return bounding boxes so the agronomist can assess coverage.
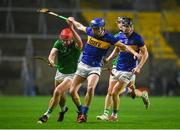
[0,96,180,129]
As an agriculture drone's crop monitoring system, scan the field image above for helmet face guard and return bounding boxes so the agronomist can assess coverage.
[92,26,104,36]
[117,16,133,27]
[117,17,133,34]
[90,18,105,37]
[59,28,73,46]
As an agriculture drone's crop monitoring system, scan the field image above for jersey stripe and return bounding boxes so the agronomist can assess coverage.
[87,36,111,49]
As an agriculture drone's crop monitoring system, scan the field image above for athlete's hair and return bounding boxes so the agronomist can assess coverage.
[59,28,73,40]
[90,18,105,28]
[117,16,133,27]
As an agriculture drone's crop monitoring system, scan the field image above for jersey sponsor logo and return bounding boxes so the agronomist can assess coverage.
[87,36,110,49]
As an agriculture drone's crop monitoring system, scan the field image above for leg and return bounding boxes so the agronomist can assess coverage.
[120,80,150,109]
[96,75,117,120]
[48,80,62,110]
[84,74,99,107]
[57,91,69,122]
[59,92,66,110]
[109,80,128,121]
[49,78,71,110]
[38,79,71,123]
[130,84,150,109]
[119,80,136,99]
[70,75,85,112]
[127,81,150,109]
[105,76,117,110]
[78,74,99,123]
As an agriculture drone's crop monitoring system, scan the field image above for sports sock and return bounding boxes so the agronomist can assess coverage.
[103,109,110,116]
[141,91,146,98]
[112,109,118,117]
[44,108,53,117]
[124,87,130,94]
[77,105,83,113]
[82,106,89,115]
[60,105,67,112]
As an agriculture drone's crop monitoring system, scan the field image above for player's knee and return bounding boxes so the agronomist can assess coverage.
[107,89,113,96]
[112,91,118,97]
[54,88,61,97]
[69,87,76,96]
[87,86,95,95]
[108,92,112,96]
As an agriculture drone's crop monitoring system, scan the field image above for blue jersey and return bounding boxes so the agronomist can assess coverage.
[116,31,145,71]
[114,31,127,45]
[81,27,119,67]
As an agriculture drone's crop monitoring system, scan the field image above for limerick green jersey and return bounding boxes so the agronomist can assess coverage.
[112,56,118,66]
[53,38,81,74]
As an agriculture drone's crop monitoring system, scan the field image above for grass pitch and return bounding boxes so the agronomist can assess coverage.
[0,96,180,129]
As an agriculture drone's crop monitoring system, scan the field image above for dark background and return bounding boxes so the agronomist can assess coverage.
[0,0,180,96]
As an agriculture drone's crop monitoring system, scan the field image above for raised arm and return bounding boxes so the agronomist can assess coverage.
[67,17,86,32]
[67,20,83,50]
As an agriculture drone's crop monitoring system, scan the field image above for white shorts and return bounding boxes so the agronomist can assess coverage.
[55,70,75,82]
[75,62,101,78]
[112,69,136,84]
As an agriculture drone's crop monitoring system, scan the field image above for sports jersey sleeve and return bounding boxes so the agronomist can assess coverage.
[137,35,145,47]
[85,27,91,35]
[53,40,61,49]
[108,34,119,45]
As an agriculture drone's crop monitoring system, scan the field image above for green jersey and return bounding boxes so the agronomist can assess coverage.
[53,39,81,74]
[112,56,118,66]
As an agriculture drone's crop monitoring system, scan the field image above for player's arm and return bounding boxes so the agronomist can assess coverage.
[135,45,148,70]
[67,17,86,32]
[105,47,120,64]
[48,48,58,67]
[67,20,83,50]
[115,41,141,59]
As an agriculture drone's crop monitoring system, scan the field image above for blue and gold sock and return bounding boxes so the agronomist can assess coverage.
[77,105,83,113]
[82,106,89,115]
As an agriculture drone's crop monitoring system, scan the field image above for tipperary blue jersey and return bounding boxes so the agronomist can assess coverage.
[116,31,145,71]
[112,31,127,66]
[114,31,127,45]
[81,27,119,67]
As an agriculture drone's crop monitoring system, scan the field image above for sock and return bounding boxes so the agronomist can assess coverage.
[141,91,146,98]
[103,109,110,116]
[60,105,67,112]
[112,109,118,117]
[77,105,83,113]
[44,108,53,117]
[82,106,89,115]
[124,87,129,94]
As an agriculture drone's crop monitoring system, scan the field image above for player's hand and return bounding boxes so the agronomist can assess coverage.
[133,53,141,60]
[67,20,74,29]
[102,58,109,65]
[132,66,141,75]
[67,17,75,23]
[48,60,56,68]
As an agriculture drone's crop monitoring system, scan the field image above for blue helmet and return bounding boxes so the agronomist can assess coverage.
[90,18,105,28]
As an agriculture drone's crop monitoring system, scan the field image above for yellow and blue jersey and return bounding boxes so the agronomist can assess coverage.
[116,31,145,71]
[81,27,119,67]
